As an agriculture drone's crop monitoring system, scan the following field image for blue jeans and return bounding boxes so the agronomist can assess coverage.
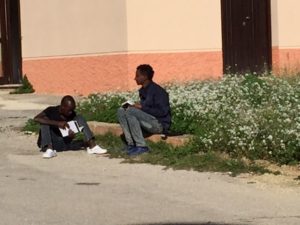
[117,107,163,147]
[37,115,94,151]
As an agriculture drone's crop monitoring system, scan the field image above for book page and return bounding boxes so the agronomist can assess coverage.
[121,100,134,108]
[59,120,81,137]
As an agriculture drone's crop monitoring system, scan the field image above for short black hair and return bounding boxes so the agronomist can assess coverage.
[61,95,76,107]
[136,64,154,80]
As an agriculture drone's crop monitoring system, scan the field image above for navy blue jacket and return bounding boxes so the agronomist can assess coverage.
[139,82,171,133]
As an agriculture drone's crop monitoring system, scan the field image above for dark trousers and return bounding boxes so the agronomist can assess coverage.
[37,115,94,151]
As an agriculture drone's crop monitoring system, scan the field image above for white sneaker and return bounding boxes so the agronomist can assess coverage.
[87,145,107,154]
[42,149,57,158]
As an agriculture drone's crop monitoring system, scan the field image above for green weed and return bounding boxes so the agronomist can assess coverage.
[95,133,271,176]
[24,73,300,165]
[23,119,39,133]
[10,75,35,94]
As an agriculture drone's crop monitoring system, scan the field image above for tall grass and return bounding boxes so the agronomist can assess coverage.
[77,74,300,164]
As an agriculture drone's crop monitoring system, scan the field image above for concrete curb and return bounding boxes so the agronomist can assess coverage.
[87,121,191,147]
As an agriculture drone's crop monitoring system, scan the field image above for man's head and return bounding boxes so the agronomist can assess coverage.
[60,95,76,117]
[135,64,154,86]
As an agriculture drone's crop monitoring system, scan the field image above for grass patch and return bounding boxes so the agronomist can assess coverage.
[10,75,35,94]
[23,74,300,172]
[96,133,271,176]
[23,119,39,133]
[77,74,300,165]
[22,122,273,176]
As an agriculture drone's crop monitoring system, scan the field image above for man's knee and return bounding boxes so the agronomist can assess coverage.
[117,107,126,117]
[126,107,141,116]
[74,115,88,128]
[74,115,85,123]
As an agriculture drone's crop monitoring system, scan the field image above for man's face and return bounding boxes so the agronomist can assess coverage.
[60,102,75,117]
[134,69,148,85]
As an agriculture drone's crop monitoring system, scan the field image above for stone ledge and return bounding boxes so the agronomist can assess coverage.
[87,121,191,147]
[0,84,22,93]
[0,84,22,89]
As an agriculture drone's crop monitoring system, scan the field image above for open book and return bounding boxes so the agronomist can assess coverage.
[121,100,135,108]
[59,120,83,137]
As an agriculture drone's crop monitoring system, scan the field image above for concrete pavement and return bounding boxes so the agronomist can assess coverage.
[0,90,300,225]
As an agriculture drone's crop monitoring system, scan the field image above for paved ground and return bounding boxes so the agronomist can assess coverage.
[1,90,300,225]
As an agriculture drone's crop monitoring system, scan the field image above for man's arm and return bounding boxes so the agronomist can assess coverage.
[34,111,68,129]
[140,89,170,118]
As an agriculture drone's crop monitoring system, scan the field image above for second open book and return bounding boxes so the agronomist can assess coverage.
[59,120,83,137]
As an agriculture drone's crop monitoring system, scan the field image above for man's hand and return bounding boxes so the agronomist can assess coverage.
[68,130,75,139]
[133,103,142,109]
[57,121,69,129]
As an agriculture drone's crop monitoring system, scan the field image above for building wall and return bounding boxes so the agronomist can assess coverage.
[21,0,127,57]
[21,0,222,95]
[21,0,129,95]
[126,0,221,52]
[271,0,300,73]
[21,0,300,95]
[126,0,222,89]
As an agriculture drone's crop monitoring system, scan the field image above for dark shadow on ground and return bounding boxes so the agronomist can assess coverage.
[130,223,247,225]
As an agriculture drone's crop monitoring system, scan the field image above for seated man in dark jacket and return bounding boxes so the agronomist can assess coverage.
[34,95,107,158]
[117,64,171,156]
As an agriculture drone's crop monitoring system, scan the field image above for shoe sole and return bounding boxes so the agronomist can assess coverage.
[42,155,57,159]
[87,150,108,155]
[128,150,149,156]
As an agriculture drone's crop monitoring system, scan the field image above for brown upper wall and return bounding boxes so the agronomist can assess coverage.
[126,0,222,52]
[20,0,128,58]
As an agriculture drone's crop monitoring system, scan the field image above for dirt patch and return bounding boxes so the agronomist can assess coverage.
[240,160,300,189]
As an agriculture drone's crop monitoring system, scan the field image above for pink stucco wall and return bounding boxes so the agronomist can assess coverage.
[24,51,223,95]
[272,47,300,74]
[23,48,300,96]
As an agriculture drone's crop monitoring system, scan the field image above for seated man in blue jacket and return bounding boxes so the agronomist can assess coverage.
[117,64,171,156]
